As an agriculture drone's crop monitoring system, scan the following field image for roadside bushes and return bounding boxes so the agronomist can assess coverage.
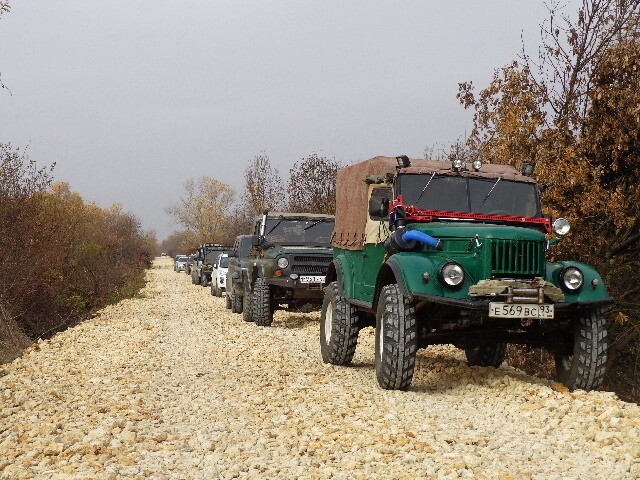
[0,144,156,361]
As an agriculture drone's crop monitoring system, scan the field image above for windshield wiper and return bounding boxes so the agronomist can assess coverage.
[480,177,501,207]
[264,219,284,237]
[415,172,436,204]
[303,219,329,231]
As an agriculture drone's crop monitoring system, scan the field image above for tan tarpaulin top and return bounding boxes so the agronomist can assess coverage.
[332,156,531,251]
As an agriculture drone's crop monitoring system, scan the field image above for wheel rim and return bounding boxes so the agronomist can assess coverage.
[324,301,333,346]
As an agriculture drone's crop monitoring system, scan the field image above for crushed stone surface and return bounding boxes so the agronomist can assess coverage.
[1,257,639,479]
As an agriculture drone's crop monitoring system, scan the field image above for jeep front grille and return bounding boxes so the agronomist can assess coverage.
[490,239,544,277]
[291,264,328,275]
[292,255,332,264]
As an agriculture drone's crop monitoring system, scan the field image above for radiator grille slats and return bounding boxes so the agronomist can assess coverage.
[490,240,544,276]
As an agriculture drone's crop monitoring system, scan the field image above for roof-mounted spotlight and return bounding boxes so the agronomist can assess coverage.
[472,159,483,171]
[396,155,411,168]
[522,162,535,176]
[452,158,464,170]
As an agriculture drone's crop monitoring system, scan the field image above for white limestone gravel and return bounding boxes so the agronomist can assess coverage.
[1,257,639,479]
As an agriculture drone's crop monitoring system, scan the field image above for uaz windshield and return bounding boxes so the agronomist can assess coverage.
[398,174,540,217]
[219,256,230,268]
[264,218,334,246]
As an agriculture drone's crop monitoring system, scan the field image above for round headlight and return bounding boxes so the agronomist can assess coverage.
[452,159,464,169]
[277,257,289,269]
[553,218,571,236]
[472,159,482,171]
[561,267,583,292]
[440,262,465,288]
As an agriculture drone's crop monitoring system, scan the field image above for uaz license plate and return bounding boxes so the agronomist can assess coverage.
[299,275,325,284]
[489,303,554,319]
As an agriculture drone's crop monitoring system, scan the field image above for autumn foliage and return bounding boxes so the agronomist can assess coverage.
[0,144,157,361]
[459,0,640,400]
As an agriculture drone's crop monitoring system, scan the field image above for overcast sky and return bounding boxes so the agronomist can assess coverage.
[0,1,572,239]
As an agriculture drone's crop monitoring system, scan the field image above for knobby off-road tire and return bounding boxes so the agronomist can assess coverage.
[555,309,607,391]
[320,282,359,365]
[375,284,417,391]
[225,292,232,309]
[465,343,507,368]
[253,278,273,327]
[242,290,254,322]
[231,289,243,314]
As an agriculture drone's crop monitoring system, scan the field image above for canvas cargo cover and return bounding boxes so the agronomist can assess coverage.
[332,156,533,251]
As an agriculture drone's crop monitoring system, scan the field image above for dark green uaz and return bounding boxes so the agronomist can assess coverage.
[245,212,335,326]
[321,156,612,392]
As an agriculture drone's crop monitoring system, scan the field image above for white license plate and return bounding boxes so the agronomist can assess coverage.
[299,275,325,284]
[489,303,554,319]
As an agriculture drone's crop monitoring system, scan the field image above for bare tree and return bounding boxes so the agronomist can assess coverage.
[523,0,640,131]
[287,154,339,215]
[167,177,235,243]
[241,152,283,214]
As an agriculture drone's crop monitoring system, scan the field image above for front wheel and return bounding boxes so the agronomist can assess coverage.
[320,282,359,365]
[201,275,208,287]
[253,278,273,326]
[465,343,507,368]
[375,284,417,391]
[555,309,607,391]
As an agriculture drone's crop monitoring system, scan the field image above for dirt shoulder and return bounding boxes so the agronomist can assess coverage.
[1,258,639,479]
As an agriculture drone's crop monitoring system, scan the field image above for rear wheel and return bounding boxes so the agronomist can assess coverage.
[225,292,232,309]
[253,278,273,326]
[320,282,359,365]
[242,290,254,322]
[375,284,417,391]
[555,309,607,391]
[231,289,243,314]
[465,343,507,368]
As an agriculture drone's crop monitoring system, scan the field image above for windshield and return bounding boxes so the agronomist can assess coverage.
[263,218,334,245]
[219,256,230,268]
[177,256,188,261]
[398,174,540,217]
[205,249,226,262]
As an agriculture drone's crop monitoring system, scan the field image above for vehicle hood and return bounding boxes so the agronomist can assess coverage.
[408,222,546,242]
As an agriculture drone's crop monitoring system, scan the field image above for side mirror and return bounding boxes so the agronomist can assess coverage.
[369,196,390,218]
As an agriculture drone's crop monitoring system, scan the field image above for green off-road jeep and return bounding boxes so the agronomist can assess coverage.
[321,156,612,391]
[231,212,335,326]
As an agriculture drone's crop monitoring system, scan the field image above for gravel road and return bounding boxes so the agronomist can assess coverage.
[1,258,639,479]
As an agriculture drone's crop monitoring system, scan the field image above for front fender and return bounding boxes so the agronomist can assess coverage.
[545,261,611,303]
[383,252,475,301]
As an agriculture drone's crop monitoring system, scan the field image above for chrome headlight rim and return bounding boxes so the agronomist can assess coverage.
[560,266,584,292]
[277,256,289,269]
[553,217,571,236]
[439,262,465,289]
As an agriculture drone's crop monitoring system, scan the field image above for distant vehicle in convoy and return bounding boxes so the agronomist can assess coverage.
[174,255,189,272]
[227,211,335,326]
[185,254,195,275]
[210,253,229,297]
[192,244,230,287]
[226,235,259,318]
[321,155,612,392]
